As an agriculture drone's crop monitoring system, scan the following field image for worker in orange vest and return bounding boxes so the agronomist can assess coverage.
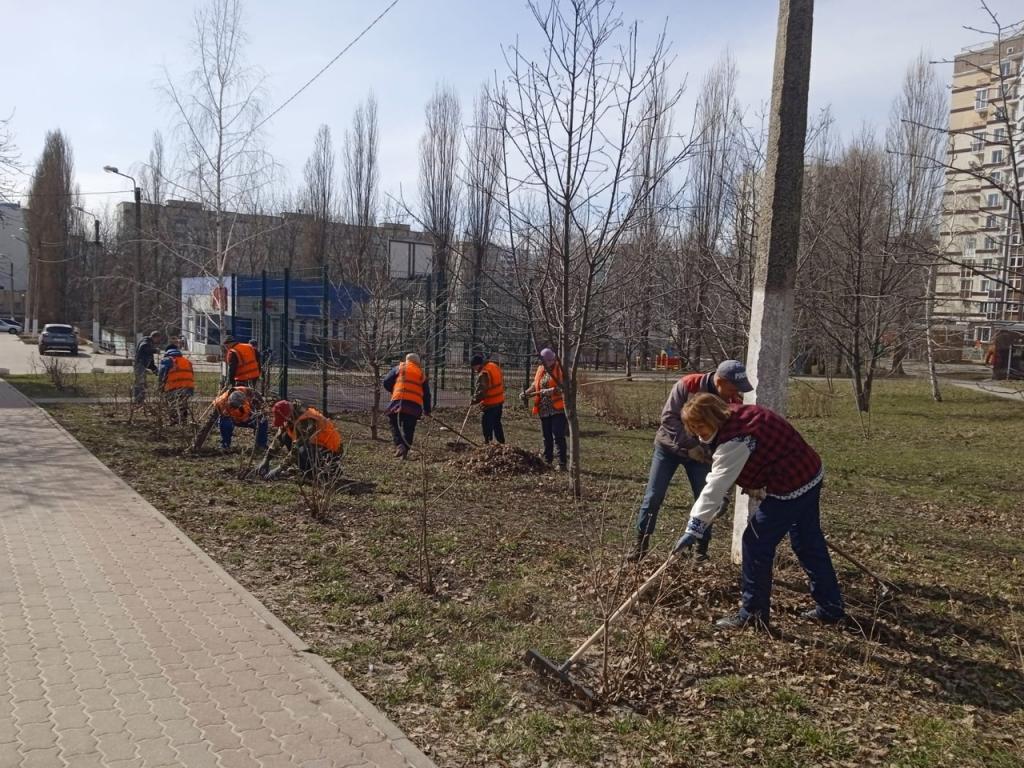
[258,400,343,480]
[158,343,194,425]
[471,354,505,444]
[214,387,268,451]
[520,348,566,470]
[222,335,261,387]
[383,353,432,458]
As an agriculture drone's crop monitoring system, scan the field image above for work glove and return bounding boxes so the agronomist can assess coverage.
[256,457,271,477]
[519,391,529,404]
[673,532,699,554]
[264,466,282,481]
[686,445,712,464]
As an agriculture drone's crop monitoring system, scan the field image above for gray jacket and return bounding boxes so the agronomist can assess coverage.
[653,372,718,457]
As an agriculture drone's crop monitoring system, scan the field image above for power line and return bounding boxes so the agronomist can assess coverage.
[253,0,401,133]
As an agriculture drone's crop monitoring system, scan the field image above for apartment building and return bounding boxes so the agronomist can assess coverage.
[935,30,1024,344]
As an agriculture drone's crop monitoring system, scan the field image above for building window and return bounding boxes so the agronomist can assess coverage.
[987,193,1000,208]
[984,302,1000,320]
[960,279,973,298]
[986,214,997,229]
[985,236,997,251]
[964,237,977,257]
[993,127,1006,143]
[976,88,988,110]
[991,149,1004,165]
[1000,61,1012,78]
[971,131,985,151]
[1012,277,1024,292]
[1011,256,1024,269]
[992,171,1002,184]
[976,327,991,343]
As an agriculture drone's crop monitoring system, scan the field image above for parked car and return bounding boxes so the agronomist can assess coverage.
[39,324,78,355]
[0,318,22,334]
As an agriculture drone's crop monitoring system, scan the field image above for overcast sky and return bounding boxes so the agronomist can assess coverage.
[3,0,1021,219]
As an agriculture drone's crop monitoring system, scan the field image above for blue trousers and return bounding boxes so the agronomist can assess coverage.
[740,481,844,621]
[636,441,713,550]
[220,415,269,449]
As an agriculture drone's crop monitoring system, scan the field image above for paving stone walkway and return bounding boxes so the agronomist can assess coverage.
[0,381,434,768]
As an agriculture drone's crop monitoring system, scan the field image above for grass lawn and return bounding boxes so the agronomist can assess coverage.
[39,378,1024,767]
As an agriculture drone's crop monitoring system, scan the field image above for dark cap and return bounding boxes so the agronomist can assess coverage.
[222,335,235,345]
[715,360,753,393]
[470,354,485,367]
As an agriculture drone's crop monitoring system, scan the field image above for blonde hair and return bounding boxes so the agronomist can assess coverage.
[682,392,732,432]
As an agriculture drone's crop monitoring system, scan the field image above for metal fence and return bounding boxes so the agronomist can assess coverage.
[214,267,543,414]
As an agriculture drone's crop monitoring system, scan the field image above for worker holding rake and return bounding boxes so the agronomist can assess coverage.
[258,400,343,481]
[628,360,751,562]
[674,393,845,630]
[470,354,505,444]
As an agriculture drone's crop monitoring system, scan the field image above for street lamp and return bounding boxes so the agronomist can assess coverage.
[73,206,102,353]
[103,165,142,347]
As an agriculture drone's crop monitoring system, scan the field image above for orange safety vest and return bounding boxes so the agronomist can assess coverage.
[532,363,564,415]
[480,361,505,407]
[229,342,261,382]
[391,361,425,406]
[287,407,342,453]
[214,387,254,423]
[163,355,195,392]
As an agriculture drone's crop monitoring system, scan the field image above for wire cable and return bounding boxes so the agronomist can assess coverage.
[253,0,401,133]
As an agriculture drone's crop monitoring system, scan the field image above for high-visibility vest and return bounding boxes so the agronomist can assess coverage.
[229,342,260,382]
[163,356,195,391]
[532,363,564,415]
[480,361,505,406]
[214,387,254,423]
[391,361,425,406]
[287,407,342,453]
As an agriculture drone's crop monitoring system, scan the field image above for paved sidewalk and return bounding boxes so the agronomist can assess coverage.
[0,381,434,768]
[948,379,1024,402]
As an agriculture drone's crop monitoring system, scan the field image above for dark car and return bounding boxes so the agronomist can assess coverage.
[39,324,78,355]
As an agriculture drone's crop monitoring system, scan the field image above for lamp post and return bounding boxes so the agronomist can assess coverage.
[73,206,102,355]
[103,165,142,347]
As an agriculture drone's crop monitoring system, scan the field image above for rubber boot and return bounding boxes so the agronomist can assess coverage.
[626,533,650,563]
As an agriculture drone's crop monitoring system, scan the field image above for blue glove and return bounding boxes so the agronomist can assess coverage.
[673,533,699,554]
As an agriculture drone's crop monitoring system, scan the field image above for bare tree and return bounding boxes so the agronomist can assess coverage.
[497,0,689,497]
[0,112,20,208]
[26,130,75,328]
[461,83,503,360]
[418,83,462,384]
[885,53,947,398]
[163,0,271,339]
[302,124,336,269]
[337,95,395,439]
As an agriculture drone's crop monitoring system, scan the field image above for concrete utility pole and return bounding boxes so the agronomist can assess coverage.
[731,0,815,564]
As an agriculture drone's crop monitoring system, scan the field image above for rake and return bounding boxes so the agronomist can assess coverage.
[525,547,682,708]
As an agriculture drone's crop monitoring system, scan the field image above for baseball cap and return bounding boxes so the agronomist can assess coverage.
[715,360,753,393]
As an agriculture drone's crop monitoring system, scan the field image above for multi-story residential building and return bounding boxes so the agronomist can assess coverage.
[935,30,1024,345]
[0,202,29,322]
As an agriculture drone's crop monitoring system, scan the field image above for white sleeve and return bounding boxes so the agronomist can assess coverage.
[685,439,751,538]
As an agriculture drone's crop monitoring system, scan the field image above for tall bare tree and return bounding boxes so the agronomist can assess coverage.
[418,83,462,383]
[885,53,948,398]
[462,83,503,359]
[0,112,19,209]
[26,130,75,328]
[163,0,270,338]
[497,0,689,496]
[302,124,336,269]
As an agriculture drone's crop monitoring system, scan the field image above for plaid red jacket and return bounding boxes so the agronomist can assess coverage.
[715,404,821,496]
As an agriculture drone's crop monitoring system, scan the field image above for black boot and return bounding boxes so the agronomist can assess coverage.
[626,533,650,563]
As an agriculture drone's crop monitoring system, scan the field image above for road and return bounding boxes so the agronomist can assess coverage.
[0,334,222,376]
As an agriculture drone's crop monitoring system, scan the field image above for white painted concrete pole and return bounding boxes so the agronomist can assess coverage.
[732,0,815,564]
